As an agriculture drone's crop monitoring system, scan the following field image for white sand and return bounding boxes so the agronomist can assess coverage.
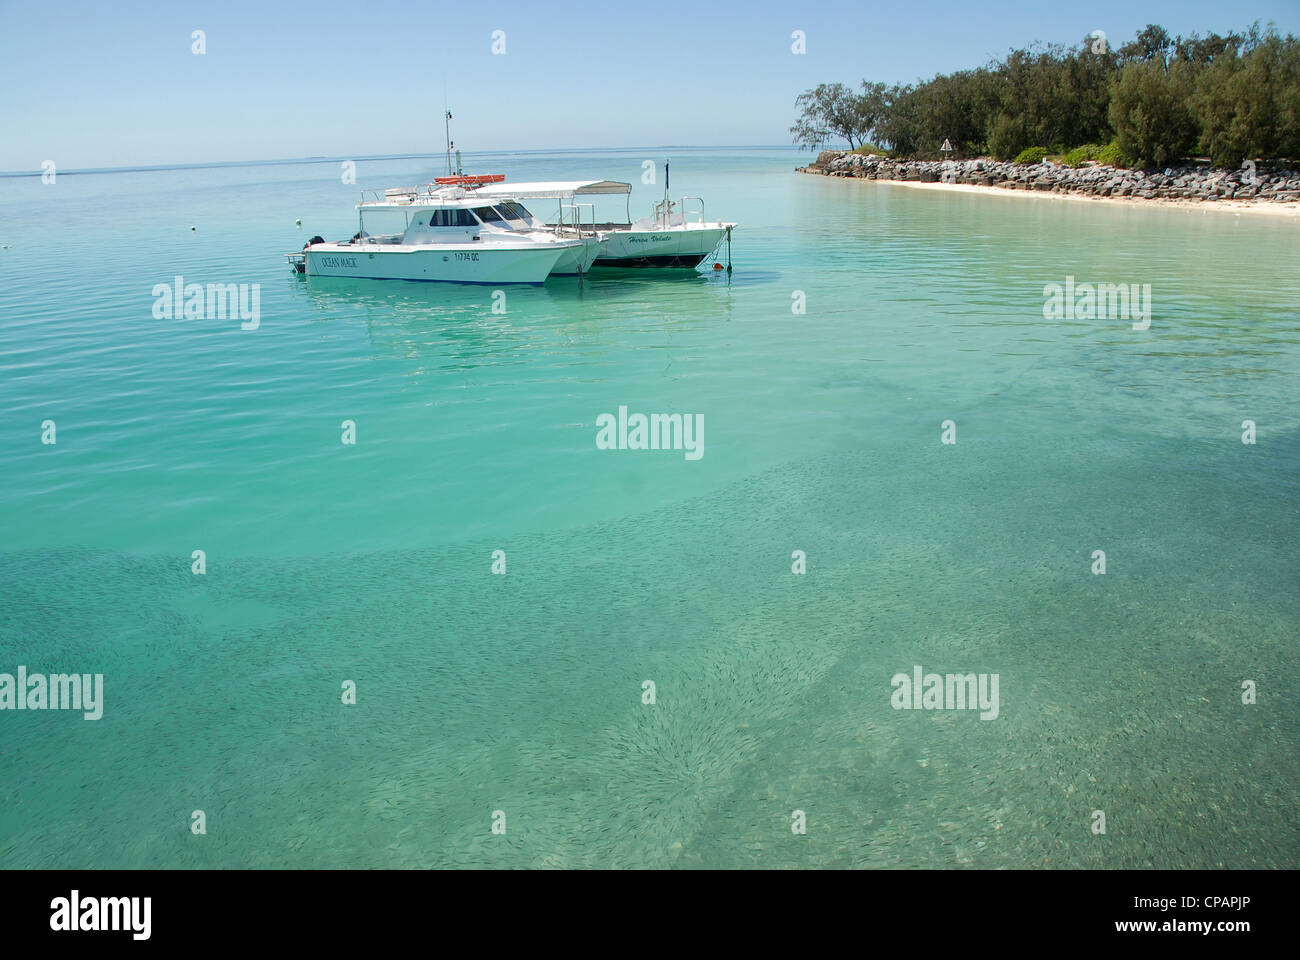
[811,173,1300,219]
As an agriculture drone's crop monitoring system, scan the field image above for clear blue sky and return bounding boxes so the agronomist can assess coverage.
[2,0,1297,171]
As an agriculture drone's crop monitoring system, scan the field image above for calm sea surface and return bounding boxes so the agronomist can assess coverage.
[1,147,1297,867]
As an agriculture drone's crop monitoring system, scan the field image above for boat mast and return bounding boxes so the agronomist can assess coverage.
[445,110,453,176]
[662,159,669,227]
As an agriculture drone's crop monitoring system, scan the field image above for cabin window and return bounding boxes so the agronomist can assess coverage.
[427,209,477,227]
[471,206,508,226]
[497,201,531,221]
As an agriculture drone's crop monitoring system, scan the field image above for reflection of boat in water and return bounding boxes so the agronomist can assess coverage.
[472,164,736,270]
[287,175,586,285]
[289,261,737,379]
[292,273,601,373]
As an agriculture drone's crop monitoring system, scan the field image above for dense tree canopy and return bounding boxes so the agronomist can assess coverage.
[792,23,1300,168]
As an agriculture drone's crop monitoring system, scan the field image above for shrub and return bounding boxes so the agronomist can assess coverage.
[1095,141,1131,167]
[1013,146,1048,164]
[1062,143,1103,167]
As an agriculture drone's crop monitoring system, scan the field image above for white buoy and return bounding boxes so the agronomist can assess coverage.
[295,218,302,228]
[190,226,196,231]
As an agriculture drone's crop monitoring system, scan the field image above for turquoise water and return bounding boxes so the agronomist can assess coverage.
[1,148,1297,867]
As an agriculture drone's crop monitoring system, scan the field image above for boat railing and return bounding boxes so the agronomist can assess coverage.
[652,196,706,228]
[362,184,458,205]
[557,201,598,238]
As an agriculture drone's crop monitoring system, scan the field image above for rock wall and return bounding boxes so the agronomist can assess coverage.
[800,152,1300,203]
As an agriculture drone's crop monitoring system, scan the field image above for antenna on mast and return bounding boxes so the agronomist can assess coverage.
[444,109,454,176]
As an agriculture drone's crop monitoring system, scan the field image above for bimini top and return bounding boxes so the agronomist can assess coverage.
[359,189,486,211]
[471,180,632,200]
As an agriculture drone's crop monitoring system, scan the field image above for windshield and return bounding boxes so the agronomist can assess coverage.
[471,206,509,226]
[495,201,533,222]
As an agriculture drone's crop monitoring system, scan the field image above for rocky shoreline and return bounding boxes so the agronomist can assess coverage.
[801,150,1300,205]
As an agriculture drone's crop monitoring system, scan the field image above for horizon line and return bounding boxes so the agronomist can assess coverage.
[0,144,803,179]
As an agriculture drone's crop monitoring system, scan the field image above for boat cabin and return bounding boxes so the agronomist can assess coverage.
[349,191,538,245]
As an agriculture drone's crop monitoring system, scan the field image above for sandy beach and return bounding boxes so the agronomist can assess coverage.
[804,169,1300,219]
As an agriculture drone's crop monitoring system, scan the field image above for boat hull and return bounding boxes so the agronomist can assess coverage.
[548,237,606,276]
[304,243,565,284]
[593,252,711,268]
[593,225,730,269]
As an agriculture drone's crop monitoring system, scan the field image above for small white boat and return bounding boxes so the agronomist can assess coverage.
[288,176,585,284]
[473,167,736,270]
[595,196,735,268]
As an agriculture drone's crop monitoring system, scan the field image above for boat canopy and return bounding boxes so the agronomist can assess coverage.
[359,197,480,211]
[471,180,632,200]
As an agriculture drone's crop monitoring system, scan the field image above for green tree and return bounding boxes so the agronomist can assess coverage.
[1119,24,1173,65]
[1173,30,1243,65]
[856,81,889,147]
[791,83,871,150]
[874,84,921,155]
[1109,58,1197,167]
[792,23,1299,165]
[1190,25,1300,164]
